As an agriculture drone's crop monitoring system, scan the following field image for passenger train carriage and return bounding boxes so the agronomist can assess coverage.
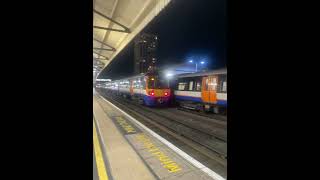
[173,68,227,114]
[104,72,171,106]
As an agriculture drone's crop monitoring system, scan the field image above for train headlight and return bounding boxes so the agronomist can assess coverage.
[149,90,155,96]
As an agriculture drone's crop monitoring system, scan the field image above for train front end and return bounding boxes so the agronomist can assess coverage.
[143,76,171,106]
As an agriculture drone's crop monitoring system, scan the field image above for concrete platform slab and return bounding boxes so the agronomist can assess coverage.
[93,94,226,180]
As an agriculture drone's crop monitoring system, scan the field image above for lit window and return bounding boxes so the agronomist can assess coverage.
[189,81,194,91]
[178,83,187,90]
[222,81,227,92]
[196,82,201,91]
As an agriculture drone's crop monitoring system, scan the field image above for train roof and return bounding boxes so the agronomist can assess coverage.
[176,68,227,78]
[117,74,144,81]
[112,71,158,82]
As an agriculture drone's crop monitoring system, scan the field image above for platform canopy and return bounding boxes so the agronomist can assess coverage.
[93,0,171,69]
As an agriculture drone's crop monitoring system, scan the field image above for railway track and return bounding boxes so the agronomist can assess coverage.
[176,107,227,122]
[97,91,227,162]
[119,97,227,142]
[96,92,227,177]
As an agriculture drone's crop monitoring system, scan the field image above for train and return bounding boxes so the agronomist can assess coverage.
[99,68,227,114]
[103,72,171,106]
[173,68,227,114]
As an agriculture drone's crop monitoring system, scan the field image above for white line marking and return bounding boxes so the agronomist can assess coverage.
[97,94,226,180]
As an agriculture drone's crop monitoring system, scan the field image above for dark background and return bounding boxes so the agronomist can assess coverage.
[0,0,316,179]
[100,0,226,79]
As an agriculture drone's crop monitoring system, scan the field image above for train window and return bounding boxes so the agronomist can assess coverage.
[178,82,187,90]
[207,77,217,91]
[148,76,169,89]
[134,80,138,89]
[141,78,146,89]
[212,78,217,91]
[189,81,194,91]
[138,79,142,89]
[205,78,209,91]
[196,81,201,91]
[217,74,227,93]
[222,81,227,92]
[134,79,138,88]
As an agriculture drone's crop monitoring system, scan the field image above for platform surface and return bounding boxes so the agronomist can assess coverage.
[93,93,225,180]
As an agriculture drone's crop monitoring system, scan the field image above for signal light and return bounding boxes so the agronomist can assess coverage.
[164,92,168,96]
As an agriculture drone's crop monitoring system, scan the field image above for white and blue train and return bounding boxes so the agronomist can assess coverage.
[173,68,227,114]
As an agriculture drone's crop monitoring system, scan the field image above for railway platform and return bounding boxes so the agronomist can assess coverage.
[93,91,226,180]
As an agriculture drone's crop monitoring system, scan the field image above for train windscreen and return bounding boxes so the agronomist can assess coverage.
[148,76,169,89]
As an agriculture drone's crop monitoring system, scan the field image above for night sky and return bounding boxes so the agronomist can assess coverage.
[99,0,226,79]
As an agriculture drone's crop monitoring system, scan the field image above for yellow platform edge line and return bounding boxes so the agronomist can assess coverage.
[93,119,109,180]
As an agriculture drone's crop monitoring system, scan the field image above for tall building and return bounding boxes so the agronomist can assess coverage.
[134,33,158,74]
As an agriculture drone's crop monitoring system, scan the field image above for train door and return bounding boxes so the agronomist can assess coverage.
[209,76,218,103]
[201,76,217,104]
[129,80,134,96]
